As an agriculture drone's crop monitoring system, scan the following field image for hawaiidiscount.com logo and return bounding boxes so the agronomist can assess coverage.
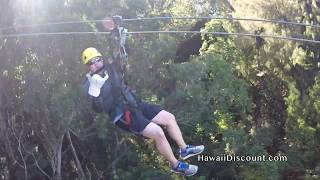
[198,154,287,162]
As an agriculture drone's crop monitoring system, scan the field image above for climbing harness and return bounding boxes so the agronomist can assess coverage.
[109,16,129,77]
[108,16,139,109]
[111,16,128,62]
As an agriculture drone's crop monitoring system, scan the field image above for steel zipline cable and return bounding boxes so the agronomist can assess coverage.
[1,16,320,31]
[1,16,320,43]
[128,31,320,44]
[0,30,319,44]
[123,16,320,29]
[0,31,111,37]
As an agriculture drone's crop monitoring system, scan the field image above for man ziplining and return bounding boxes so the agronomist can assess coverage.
[82,16,204,176]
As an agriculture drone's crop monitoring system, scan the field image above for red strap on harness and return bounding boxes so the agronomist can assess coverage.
[124,110,132,125]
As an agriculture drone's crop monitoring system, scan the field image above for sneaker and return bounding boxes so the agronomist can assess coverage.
[171,160,198,176]
[179,145,205,160]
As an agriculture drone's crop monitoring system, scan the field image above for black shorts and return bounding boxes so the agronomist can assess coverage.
[115,102,163,134]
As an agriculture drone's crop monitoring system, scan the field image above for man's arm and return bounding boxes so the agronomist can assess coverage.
[103,16,138,108]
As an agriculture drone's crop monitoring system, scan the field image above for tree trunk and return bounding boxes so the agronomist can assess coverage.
[54,135,64,180]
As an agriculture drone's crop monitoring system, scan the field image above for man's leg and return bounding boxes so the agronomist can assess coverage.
[141,122,179,167]
[151,110,204,160]
[141,110,200,176]
[151,110,187,149]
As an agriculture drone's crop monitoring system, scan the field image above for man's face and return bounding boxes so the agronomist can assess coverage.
[87,57,104,73]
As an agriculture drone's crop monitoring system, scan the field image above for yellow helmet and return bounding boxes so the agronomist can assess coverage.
[82,47,102,64]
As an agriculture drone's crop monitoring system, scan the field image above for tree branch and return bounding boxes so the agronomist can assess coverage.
[66,130,86,179]
[30,152,53,180]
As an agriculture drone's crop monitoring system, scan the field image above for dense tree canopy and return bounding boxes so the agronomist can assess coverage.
[0,0,319,179]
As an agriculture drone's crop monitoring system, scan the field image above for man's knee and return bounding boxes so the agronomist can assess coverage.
[142,122,166,139]
[163,111,176,125]
[151,110,177,127]
[154,126,166,139]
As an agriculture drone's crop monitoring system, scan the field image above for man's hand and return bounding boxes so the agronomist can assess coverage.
[87,73,109,97]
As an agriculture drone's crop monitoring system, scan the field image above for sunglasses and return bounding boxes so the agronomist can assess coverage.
[87,57,103,65]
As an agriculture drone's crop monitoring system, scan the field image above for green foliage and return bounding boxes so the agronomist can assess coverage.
[237,145,285,180]
[170,55,250,113]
